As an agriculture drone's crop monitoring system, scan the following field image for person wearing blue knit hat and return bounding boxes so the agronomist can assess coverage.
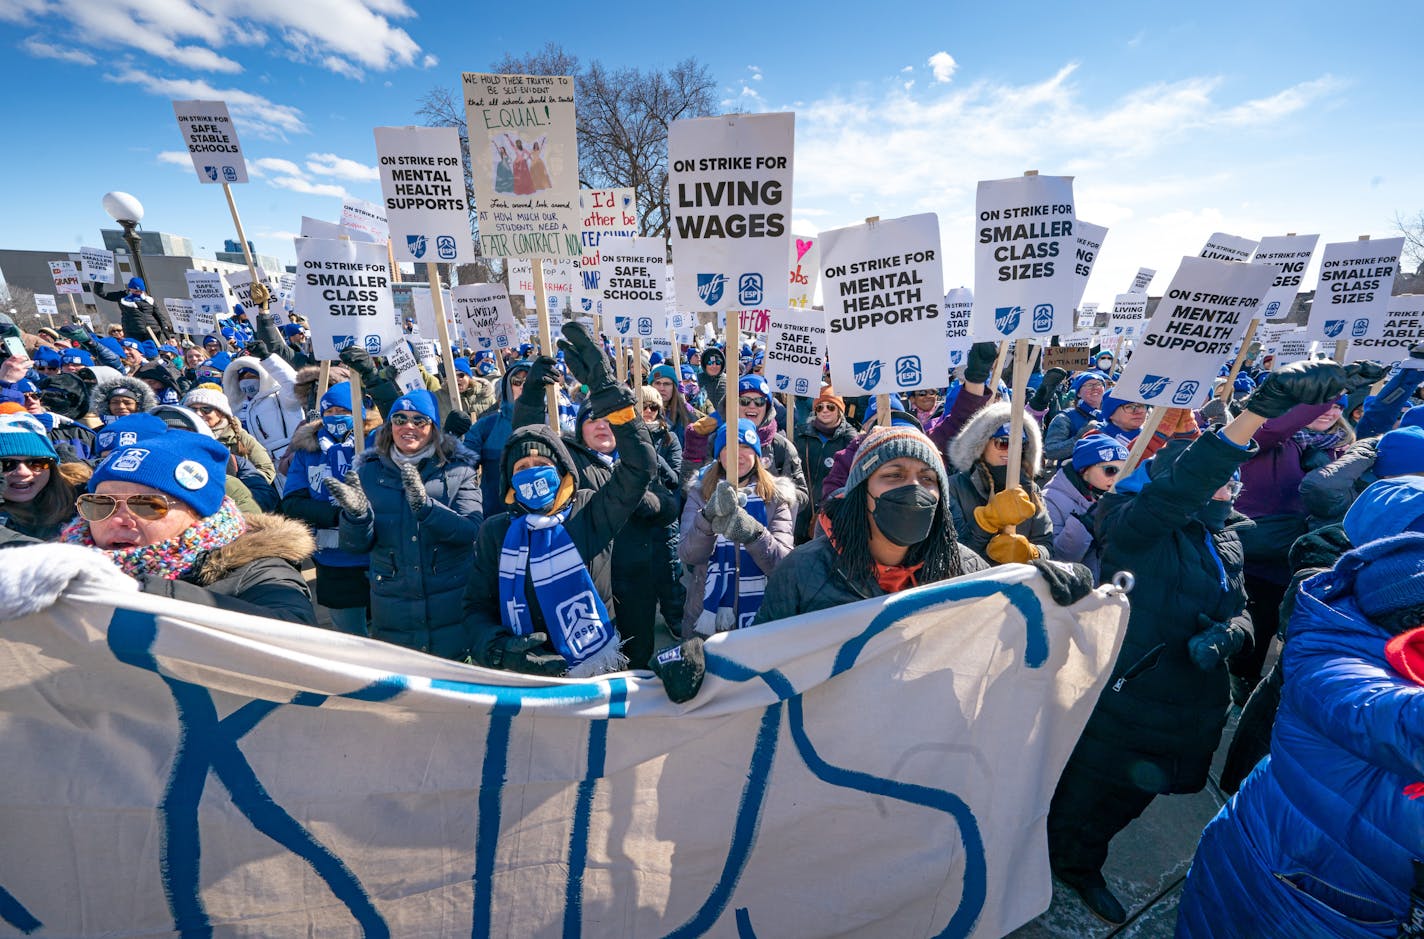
[321,385,483,659]
[0,416,70,541]
[59,347,93,372]
[91,275,173,341]
[1041,433,1129,579]
[59,431,316,623]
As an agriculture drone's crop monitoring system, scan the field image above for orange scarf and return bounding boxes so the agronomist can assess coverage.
[818,511,924,595]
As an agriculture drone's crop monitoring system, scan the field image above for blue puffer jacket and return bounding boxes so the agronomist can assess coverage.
[338,438,483,659]
[1177,539,1424,938]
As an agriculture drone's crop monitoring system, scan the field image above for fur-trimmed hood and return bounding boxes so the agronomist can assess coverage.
[221,355,281,405]
[89,374,157,421]
[195,512,315,584]
[292,364,350,411]
[948,400,1043,477]
[287,413,384,454]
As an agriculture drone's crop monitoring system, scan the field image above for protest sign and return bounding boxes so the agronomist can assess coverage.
[410,286,455,341]
[385,339,425,393]
[1075,307,1098,331]
[79,247,115,284]
[1251,234,1318,321]
[1128,267,1155,295]
[1349,294,1424,365]
[764,307,826,396]
[0,546,1125,939]
[578,187,636,315]
[373,126,473,264]
[1199,232,1258,263]
[171,100,248,184]
[1069,221,1108,309]
[48,260,82,295]
[185,270,226,335]
[737,309,770,335]
[1041,343,1092,372]
[1255,321,1293,352]
[451,283,518,351]
[1108,293,1148,337]
[944,287,973,367]
[33,293,58,320]
[971,175,1079,339]
[461,72,580,259]
[224,267,277,310]
[821,213,947,396]
[510,259,575,316]
[1113,255,1275,405]
[599,237,666,340]
[1274,327,1316,365]
[163,298,195,334]
[340,197,390,243]
[669,112,794,314]
[300,216,355,241]
[789,236,819,309]
[1306,237,1404,341]
[276,272,296,313]
[295,238,397,360]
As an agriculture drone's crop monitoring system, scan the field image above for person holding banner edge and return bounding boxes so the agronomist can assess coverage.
[1045,358,1346,925]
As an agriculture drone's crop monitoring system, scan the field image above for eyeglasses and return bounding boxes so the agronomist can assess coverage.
[642,404,661,414]
[36,365,59,373]
[738,396,766,408]
[912,390,940,398]
[989,438,1013,451]
[76,492,179,521]
[22,392,41,401]
[1119,403,1148,414]
[2,457,54,473]
[1099,465,1121,477]
[509,376,527,387]
[391,413,432,428]
[813,403,839,413]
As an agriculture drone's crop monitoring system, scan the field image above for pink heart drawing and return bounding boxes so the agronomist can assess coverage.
[796,238,813,262]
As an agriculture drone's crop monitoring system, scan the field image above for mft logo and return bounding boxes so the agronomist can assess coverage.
[994,306,1022,335]
[697,273,726,306]
[853,359,882,392]
[407,235,428,259]
[1138,374,1170,399]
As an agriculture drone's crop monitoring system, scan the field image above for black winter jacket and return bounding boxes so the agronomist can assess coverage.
[93,286,172,341]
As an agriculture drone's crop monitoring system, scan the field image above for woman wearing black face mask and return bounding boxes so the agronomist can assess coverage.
[754,426,989,622]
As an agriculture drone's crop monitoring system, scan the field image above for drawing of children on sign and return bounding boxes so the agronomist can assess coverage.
[496,133,551,196]
[494,145,514,194]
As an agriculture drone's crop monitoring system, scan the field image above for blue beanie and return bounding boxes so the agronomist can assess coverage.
[60,348,92,367]
[713,418,762,458]
[453,356,473,377]
[139,340,159,359]
[0,420,58,461]
[1344,477,1424,546]
[279,323,305,338]
[1099,390,1138,423]
[97,337,125,358]
[12,378,38,395]
[475,360,497,377]
[680,364,697,380]
[159,344,180,356]
[862,394,906,424]
[95,413,170,455]
[1401,406,1424,431]
[1072,433,1130,471]
[649,351,664,366]
[737,374,771,401]
[320,381,354,414]
[1376,427,1424,479]
[650,364,679,386]
[1070,371,1108,395]
[389,389,439,424]
[90,432,229,518]
[207,351,232,372]
[203,335,221,347]
[1233,373,1256,393]
[127,276,144,291]
[1342,532,1424,622]
[34,347,61,367]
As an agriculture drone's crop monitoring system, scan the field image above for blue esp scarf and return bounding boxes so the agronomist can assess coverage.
[498,508,625,677]
[697,486,769,635]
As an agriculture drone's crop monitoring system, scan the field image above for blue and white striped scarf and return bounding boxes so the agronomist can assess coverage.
[498,508,625,676]
[697,487,769,635]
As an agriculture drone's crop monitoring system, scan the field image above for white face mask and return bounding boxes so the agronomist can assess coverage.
[239,379,260,398]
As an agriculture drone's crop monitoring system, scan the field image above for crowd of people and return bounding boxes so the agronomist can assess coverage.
[2,296,1422,934]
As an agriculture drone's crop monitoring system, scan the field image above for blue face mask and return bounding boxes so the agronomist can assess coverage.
[511,465,561,511]
[322,414,354,441]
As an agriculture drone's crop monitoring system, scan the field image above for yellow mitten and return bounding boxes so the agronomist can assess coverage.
[986,532,1041,565]
[974,488,1037,533]
[691,414,721,436]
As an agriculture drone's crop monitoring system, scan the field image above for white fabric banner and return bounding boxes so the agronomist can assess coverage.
[0,546,1126,939]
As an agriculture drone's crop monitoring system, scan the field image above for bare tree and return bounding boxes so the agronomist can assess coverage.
[417,43,717,244]
[1394,210,1424,277]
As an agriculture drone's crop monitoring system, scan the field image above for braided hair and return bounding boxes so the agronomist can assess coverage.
[828,479,965,584]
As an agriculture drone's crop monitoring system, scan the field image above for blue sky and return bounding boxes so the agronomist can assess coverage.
[0,0,1418,307]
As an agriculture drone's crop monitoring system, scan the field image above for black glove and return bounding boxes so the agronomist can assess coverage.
[338,345,381,384]
[1342,360,1387,393]
[587,382,636,421]
[519,355,561,405]
[1030,558,1095,607]
[245,339,271,360]
[963,341,999,384]
[490,632,567,676]
[1410,342,1424,362]
[650,637,706,703]
[1187,614,1246,670]
[1029,367,1069,411]
[556,321,615,391]
[443,408,472,437]
[1244,360,1348,419]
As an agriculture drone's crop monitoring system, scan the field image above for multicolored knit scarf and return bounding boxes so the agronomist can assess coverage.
[60,496,247,581]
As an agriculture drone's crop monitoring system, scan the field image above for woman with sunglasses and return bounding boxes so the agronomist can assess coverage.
[946,400,1056,566]
[0,418,88,541]
[60,431,316,624]
[183,385,277,485]
[682,375,807,507]
[1042,434,1128,580]
[320,389,483,660]
[1045,360,1346,925]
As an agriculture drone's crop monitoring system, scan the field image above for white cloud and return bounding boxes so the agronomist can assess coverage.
[901,65,914,74]
[251,157,305,177]
[20,36,96,65]
[928,51,957,83]
[107,69,307,138]
[156,150,194,167]
[248,156,354,199]
[13,0,425,78]
[306,152,378,182]
[267,175,350,199]
[748,65,762,81]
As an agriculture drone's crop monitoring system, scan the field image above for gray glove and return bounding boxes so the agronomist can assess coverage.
[716,507,765,545]
[399,462,428,514]
[326,470,370,519]
[701,479,742,525]
[1187,614,1247,670]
